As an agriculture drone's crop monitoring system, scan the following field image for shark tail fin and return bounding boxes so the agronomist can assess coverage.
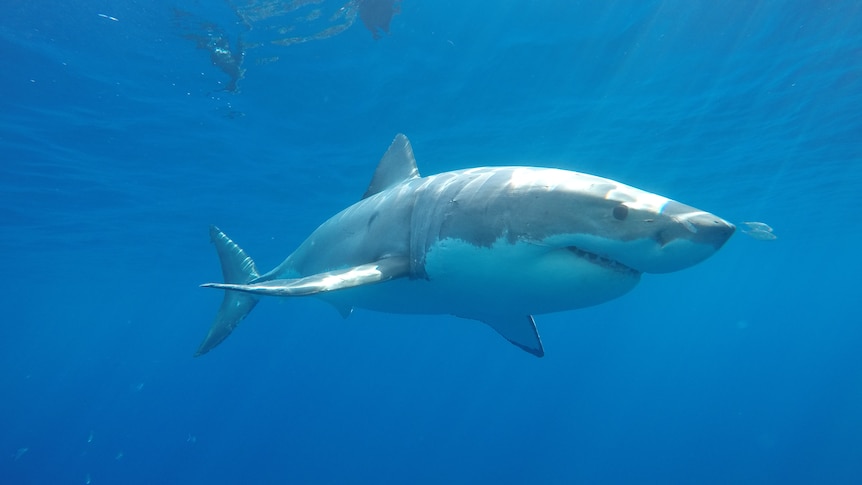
[195,226,261,357]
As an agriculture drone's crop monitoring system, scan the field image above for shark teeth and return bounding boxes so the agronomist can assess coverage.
[567,247,640,275]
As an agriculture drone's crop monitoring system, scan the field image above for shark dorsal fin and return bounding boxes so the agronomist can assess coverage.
[362,133,420,199]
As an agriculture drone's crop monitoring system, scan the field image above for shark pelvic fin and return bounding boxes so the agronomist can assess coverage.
[201,256,410,297]
[361,133,420,199]
[195,226,260,357]
[331,303,354,319]
[480,315,545,358]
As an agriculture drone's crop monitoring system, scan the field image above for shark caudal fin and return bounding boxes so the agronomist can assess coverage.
[195,226,260,357]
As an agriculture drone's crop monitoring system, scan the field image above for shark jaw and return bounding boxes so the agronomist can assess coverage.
[417,236,643,316]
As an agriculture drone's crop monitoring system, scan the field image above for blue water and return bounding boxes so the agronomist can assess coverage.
[2,1,861,483]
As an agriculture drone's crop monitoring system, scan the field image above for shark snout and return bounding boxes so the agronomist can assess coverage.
[627,202,736,274]
[677,211,736,249]
[660,200,734,247]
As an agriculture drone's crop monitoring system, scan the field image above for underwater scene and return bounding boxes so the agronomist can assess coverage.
[1,1,861,483]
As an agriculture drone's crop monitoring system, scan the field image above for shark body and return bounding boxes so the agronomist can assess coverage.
[198,134,734,357]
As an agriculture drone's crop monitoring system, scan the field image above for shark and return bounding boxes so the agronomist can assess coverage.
[197,134,735,357]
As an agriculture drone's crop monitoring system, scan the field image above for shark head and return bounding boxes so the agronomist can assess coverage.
[504,167,736,274]
[417,166,735,277]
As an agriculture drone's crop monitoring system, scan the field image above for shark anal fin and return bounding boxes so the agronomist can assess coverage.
[479,315,544,358]
[201,256,410,297]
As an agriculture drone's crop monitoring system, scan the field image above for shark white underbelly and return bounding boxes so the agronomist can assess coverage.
[318,237,641,317]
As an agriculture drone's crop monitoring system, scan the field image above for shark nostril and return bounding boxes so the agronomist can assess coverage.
[673,217,697,234]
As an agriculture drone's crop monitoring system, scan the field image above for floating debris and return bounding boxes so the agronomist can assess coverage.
[173,10,247,92]
[174,1,402,91]
[357,0,401,39]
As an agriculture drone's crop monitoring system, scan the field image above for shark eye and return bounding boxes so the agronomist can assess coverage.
[613,204,629,221]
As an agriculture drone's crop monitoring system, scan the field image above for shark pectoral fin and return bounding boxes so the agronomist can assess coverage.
[480,315,544,358]
[201,256,410,297]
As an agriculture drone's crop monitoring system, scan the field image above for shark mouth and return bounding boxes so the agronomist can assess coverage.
[567,246,640,275]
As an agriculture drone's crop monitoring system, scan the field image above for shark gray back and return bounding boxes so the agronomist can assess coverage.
[198,134,734,357]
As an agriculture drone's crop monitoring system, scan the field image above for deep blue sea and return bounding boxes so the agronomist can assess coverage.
[2,1,861,484]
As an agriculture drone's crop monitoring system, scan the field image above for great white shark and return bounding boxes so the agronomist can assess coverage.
[198,134,735,357]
